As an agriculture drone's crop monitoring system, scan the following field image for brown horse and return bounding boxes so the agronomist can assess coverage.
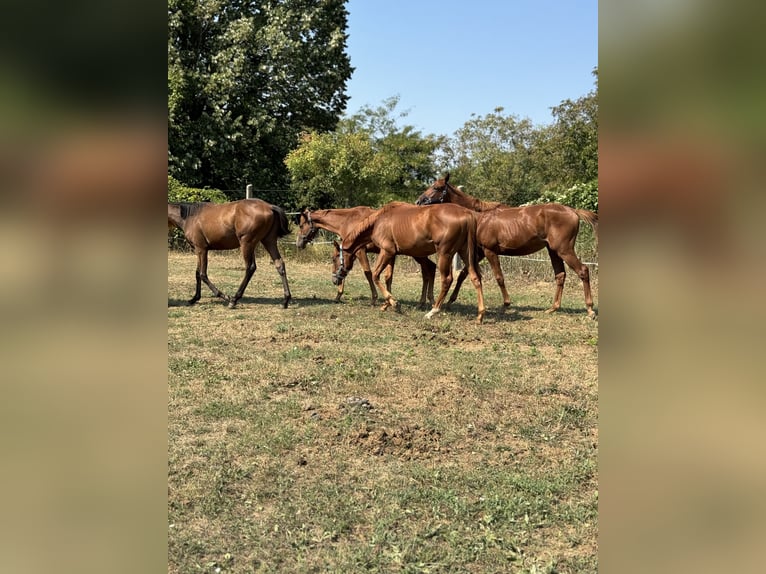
[295,207,436,309]
[416,174,598,317]
[333,202,486,323]
[168,199,292,308]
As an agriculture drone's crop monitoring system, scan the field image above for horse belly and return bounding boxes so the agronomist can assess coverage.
[393,236,435,256]
[203,228,240,250]
[494,238,546,256]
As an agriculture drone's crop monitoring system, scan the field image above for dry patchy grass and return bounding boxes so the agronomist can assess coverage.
[168,250,598,573]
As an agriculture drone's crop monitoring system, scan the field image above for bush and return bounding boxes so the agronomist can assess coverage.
[527,180,598,212]
[167,176,228,249]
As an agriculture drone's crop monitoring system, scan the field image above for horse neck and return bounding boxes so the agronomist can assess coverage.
[448,186,501,212]
[342,208,381,253]
[312,208,370,236]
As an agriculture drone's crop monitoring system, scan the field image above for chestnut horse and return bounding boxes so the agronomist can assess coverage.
[416,174,598,317]
[168,199,292,308]
[295,207,436,308]
[333,202,486,323]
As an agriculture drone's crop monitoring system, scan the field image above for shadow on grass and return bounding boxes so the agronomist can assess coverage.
[442,301,534,323]
[507,304,598,318]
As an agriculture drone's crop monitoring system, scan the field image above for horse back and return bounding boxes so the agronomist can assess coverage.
[476,203,581,254]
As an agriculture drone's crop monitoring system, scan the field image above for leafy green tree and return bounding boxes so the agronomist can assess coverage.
[545,68,598,188]
[285,96,443,207]
[168,0,353,202]
[439,108,542,205]
[284,129,378,208]
[439,70,598,208]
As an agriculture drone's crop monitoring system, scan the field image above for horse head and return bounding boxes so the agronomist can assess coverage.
[295,208,319,248]
[331,239,354,285]
[416,172,451,205]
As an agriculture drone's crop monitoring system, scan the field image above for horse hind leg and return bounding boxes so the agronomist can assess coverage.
[262,239,291,308]
[229,241,257,308]
[356,250,378,306]
[545,247,566,315]
[484,251,511,308]
[414,257,436,309]
[426,252,455,319]
[561,250,595,318]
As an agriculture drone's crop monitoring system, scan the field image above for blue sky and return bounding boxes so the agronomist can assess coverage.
[344,0,598,137]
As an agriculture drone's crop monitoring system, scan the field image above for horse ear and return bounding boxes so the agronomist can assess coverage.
[444,172,450,183]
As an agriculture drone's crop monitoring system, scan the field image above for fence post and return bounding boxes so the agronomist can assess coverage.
[246,184,253,199]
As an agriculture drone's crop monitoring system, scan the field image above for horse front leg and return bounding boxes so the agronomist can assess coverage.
[193,248,229,305]
[355,249,378,305]
[414,257,436,309]
[371,252,398,311]
[444,267,468,308]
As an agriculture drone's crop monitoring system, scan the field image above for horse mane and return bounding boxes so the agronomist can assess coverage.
[445,182,503,211]
[172,202,208,220]
[343,203,399,249]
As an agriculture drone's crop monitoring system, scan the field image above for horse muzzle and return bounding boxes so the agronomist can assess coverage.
[332,268,348,285]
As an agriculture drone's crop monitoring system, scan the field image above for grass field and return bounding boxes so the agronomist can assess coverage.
[168,248,598,573]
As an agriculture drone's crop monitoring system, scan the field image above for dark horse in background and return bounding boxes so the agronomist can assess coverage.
[168,199,292,308]
[416,174,598,318]
[295,207,436,308]
[334,202,486,323]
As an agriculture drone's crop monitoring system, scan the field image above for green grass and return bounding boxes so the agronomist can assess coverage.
[168,250,598,573]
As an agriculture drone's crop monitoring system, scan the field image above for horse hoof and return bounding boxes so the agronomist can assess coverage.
[187,299,199,306]
[228,301,237,309]
[425,309,439,319]
[544,307,558,314]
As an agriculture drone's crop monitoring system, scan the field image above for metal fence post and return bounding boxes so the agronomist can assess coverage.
[246,184,253,199]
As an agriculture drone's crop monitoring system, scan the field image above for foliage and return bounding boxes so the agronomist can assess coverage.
[543,69,599,188]
[438,108,543,206]
[529,180,598,212]
[438,69,598,207]
[167,176,228,249]
[168,0,353,201]
[285,96,443,208]
[167,175,228,204]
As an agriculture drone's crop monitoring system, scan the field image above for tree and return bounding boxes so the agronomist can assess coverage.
[285,96,443,208]
[438,69,598,208]
[168,0,353,202]
[545,68,598,188]
[439,108,542,205]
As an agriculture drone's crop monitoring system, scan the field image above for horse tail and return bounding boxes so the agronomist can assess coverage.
[576,209,599,249]
[466,213,481,280]
[271,205,291,239]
